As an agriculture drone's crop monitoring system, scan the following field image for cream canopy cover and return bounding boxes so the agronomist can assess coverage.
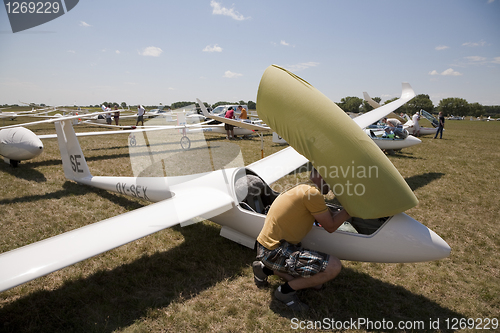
[257,65,418,218]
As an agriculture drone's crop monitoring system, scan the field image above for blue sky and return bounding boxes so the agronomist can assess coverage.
[1,0,499,107]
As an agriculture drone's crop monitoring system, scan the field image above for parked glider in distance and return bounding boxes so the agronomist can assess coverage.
[0,110,165,167]
[0,109,243,166]
[0,68,450,292]
[0,109,42,121]
[198,100,271,133]
[198,85,421,153]
[363,91,438,137]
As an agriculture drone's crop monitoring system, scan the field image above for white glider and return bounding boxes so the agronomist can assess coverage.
[0,78,450,292]
[363,91,438,137]
[0,111,176,166]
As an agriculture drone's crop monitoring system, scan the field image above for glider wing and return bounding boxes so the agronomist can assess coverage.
[353,83,415,129]
[0,183,233,292]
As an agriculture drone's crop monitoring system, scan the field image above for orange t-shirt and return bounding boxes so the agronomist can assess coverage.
[240,108,248,119]
[257,184,327,250]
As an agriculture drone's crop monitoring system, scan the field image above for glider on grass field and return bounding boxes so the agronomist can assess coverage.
[0,65,451,292]
[364,91,439,137]
[357,91,421,150]
[0,109,218,167]
[199,89,421,153]
[0,108,47,121]
[0,110,162,167]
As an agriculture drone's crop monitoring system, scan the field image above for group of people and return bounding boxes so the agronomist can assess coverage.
[381,117,403,138]
[382,112,445,139]
[410,112,445,139]
[224,105,248,140]
[100,105,120,126]
[99,104,148,127]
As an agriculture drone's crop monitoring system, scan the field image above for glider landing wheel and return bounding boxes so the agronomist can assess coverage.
[180,136,191,150]
[129,135,137,146]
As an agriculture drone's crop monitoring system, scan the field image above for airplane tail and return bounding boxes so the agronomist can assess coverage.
[197,99,211,118]
[54,119,92,182]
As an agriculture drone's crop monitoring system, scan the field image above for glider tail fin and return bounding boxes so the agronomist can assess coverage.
[54,119,92,182]
[196,98,211,118]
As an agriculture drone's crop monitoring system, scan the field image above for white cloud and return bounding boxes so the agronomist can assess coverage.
[441,68,463,76]
[67,50,76,54]
[139,46,163,57]
[429,68,463,76]
[462,40,487,47]
[492,57,500,64]
[465,56,486,62]
[488,0,494,4]
[115,50,120,54]
[280,40,289,46]
[284,62,320,72]
[223,70,243,78]
[203,44,223,52]
[435,45,449,51]
[210,0,249,21]
[79,21,91,27]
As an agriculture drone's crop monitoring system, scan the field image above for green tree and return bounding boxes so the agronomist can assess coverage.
[406,94,434,115]
[171,101,196,109]
[484,105,500,117]
[121,102,127,108]
[212,101,236,108]
[469,102,484,118]
[438,98,469,117]
[247,101,256,110]
[338,96,363,113]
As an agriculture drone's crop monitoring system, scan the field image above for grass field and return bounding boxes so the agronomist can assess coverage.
[0,116,499,332]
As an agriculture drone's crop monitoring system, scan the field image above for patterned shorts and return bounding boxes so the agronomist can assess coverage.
[256,241,330,278]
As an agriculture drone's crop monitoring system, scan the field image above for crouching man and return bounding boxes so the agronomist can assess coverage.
[253,168,350,311]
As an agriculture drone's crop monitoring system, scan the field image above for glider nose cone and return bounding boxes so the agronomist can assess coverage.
[383,213,451,262]
[0,127,44,160]
[406,135,421,147]
[428,227,451,259]
[28,137,44,158]
[18,130,44,160]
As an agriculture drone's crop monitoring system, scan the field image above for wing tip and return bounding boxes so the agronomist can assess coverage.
[401,82,416,99]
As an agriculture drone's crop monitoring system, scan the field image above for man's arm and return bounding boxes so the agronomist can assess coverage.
[313,208,350,233]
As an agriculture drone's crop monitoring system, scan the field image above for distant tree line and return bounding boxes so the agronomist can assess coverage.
[337,95,500,117]
[94,100,258,111]
[5,97,498,118]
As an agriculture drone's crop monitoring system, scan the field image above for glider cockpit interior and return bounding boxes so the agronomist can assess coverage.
[234,168,389,237]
